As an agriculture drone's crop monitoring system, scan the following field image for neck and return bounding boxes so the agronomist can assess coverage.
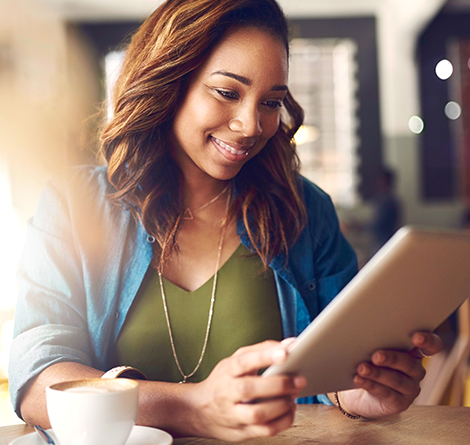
[183,175,229,212]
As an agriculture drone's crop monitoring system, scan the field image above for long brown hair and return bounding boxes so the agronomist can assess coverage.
[101,0,307,269]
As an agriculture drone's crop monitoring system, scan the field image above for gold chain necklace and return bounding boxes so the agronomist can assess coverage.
[158,188,231,383]
[182,185,229,220]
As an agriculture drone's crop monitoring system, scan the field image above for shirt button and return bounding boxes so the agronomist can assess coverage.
[147,235,156,243]
[308,282,316,291]
[115,311,120,320]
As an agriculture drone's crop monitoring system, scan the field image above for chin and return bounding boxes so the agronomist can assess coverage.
[207,165,244,182]
[211,171,240,182]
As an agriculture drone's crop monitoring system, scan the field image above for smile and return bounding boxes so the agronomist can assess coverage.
[211,137,252,156]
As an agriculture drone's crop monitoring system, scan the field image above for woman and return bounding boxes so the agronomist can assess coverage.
[10,0,441,441]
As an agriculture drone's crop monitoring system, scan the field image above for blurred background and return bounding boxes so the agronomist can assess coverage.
[1,0,470,425]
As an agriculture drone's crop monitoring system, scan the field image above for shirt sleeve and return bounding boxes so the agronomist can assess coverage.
[290,179,358,323]
[312,197,358,312]
[9,176,94,419]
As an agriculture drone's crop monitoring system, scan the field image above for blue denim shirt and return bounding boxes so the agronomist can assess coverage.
[9,165,357,416]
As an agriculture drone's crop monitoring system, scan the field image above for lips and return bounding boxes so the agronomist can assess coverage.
[211,136,253,156]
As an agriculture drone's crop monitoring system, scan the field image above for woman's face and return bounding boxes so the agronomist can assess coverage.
[170,26,288,182]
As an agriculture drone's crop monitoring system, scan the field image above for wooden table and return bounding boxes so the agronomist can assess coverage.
[1,405,470,445]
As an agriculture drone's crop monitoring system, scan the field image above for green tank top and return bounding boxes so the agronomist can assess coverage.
[115,244,283,383]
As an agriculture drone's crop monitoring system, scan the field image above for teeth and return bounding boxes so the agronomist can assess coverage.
[213,137,249,156]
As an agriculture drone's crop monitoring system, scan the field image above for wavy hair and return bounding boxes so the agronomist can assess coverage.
[100,0,307,269]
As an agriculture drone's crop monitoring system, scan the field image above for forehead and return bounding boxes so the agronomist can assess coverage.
[198,26,288,84]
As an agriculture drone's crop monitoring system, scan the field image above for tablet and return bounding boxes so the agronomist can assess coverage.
[263,226,470,398]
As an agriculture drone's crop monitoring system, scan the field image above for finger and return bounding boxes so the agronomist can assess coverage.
[232,342,283,377]
[232,340,283,357]
[356,362,420,397]
[411,332,443,357]
[280,337,296,348]
[352,377,411,414]
[226,345,289,378]
[235,396,295,426]
[231,375,306,403]
[237,405,296,440]
[368,350,425,380]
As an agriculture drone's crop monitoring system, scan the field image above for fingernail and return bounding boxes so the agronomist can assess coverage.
[414,333,425,345]
[272,348,287,362]
[281,337,296,345]
[358,364,369,376]
[354,375,364,386]
[294,375,307,388]
[373,352,385,364]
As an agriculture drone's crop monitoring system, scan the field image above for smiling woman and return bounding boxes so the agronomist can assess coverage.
[170,27,288,190]
[102,0,306,272]
[9,0,443,442]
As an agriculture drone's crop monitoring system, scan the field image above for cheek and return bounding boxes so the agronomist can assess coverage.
[187,100,230,136]
[262,114,281,140]
[175,89,216,130]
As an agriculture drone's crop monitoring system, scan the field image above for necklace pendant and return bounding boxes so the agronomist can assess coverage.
[179,378,187,384]
[183,208,194,220]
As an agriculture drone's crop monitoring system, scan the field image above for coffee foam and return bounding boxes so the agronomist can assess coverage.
[50,378,137,393]
[65,386,117,394]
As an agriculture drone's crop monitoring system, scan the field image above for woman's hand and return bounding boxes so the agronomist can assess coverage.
[188,340,306,442]
[337,331,443,419]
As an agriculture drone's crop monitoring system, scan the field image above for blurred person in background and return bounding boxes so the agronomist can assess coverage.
[461,205,470,230]
[9,0,441,440]
[370,167,402,255]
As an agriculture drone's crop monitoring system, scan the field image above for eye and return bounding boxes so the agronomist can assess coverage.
[263,100,283,109]
[215,89,239,100]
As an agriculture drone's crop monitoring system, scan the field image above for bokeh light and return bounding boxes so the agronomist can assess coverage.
[435,59,453,80]
[293,125,320,145]
[444,101,461,120]
[408,115,425,134]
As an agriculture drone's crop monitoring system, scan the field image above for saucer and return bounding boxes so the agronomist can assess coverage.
[9,425,173,445]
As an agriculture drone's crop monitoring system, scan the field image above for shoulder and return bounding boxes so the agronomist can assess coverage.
[298,175,338,227]
[34,165,126,238]
[299,175,328,198]
[294,176,355,272]
[289,176,357,306]
[40,164,114,206]
[47,164,113,198]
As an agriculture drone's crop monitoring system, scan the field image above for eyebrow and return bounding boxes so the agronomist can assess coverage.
[210,70,288,91]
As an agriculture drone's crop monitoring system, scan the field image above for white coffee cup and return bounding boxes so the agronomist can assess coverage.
[46,378,139,445]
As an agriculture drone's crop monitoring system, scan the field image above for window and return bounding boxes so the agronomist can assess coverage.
[290,38,359,207]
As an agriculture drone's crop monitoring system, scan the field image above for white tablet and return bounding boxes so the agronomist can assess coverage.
[263,226,470,398]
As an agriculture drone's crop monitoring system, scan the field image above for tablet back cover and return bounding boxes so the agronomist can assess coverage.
[264,226,470,397]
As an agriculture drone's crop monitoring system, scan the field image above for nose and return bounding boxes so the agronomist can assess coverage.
[228,106,262,137]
